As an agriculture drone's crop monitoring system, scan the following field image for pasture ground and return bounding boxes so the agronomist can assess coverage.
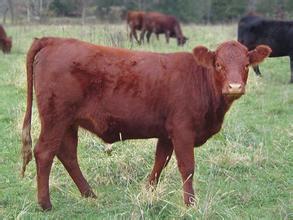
[0,24,292,219]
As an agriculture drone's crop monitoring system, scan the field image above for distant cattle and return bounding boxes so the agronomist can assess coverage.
[238,15,293,83]
[140,12,188,46]
[21,37,271,210]
[0,25,12,53]
[126,11,145,43]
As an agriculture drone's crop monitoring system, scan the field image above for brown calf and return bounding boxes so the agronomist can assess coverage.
[140,12,188,46]
[21,37,271,210]
[0,25,12,53]
[126,11,145,43]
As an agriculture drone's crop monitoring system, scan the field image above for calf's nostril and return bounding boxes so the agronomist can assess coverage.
[228,83,243,92]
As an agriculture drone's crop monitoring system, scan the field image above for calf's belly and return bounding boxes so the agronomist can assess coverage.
[77,116,166,144]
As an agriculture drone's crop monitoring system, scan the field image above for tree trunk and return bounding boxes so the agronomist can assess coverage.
[206,0,211,24]
[39,0,44,23]
[40,0,43,13]
[3,8,8,24]
[247,0,257,13]
[7,0,14,24]
[26,0,31,23]
[275,0,285,19]
[81,0,87,25]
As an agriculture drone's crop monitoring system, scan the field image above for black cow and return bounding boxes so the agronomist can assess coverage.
[238,15,293,83]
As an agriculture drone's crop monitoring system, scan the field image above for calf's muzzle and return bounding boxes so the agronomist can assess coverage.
[228,83,243,93]
[223,83,245,99]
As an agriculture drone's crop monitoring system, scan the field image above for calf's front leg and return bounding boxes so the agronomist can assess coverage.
[139,28,146,44]
[165,31,170,44]
[146,31,152,44]
[172,130,195,206]
[253,65,262,76]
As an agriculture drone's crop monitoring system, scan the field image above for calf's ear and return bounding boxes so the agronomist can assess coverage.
[249,45,272,66]
[193,46,215,68]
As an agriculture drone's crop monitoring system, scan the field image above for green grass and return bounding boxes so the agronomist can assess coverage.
[0,24,292,219]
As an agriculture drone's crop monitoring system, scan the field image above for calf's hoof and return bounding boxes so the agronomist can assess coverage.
[146,180,157,191]
[104,144,113,156]
[82,189,97,198]
[39,201,52,211]
[184,194,196,207]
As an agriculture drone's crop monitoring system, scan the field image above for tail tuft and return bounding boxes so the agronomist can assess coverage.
[21,126,32,177]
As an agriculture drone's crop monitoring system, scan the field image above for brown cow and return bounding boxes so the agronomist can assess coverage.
[126,11,145,43]
[0,25,12,53]
[140,12,188,46]
[21,37,271,210]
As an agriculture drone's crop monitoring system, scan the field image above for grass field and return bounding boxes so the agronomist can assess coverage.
[0,24,292,219]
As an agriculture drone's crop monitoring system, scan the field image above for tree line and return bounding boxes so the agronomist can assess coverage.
[1,0,293,24]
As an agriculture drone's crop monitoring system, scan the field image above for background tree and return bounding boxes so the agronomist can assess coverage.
[1,0,293,24]
[6,0,14,23]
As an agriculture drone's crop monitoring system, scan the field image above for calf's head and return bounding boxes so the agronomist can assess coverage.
[177,36,188,46]
[1,37,12,53]
[193,41,271,100]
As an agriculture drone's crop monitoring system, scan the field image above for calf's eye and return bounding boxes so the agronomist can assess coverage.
[215,63,223,71]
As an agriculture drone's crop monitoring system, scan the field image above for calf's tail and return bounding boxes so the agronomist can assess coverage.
[21,37,49,177]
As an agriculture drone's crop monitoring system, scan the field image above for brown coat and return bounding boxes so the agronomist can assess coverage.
[21,37,271,210]
[140,12,188,46]
[0,25,12,53]
[126,11,145,43]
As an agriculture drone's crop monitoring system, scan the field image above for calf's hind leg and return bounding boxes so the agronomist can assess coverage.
[34,124,67,211]
[165,31,170,44]
[132,29,140,44]
[148,138,173,187]
[57,125,96,198]
[146,31,152,43]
